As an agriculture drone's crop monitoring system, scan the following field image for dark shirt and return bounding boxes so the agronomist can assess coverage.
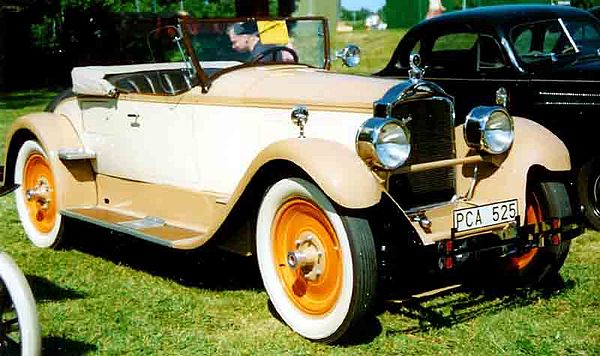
[251,42,284,63]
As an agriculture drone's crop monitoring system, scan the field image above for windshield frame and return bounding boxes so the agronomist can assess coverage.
[177,14,331,93]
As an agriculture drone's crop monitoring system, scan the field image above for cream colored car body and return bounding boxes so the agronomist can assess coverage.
[1,61,571,252]
[0,16,584,345]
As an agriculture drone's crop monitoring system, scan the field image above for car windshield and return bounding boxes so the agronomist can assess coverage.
[179,18,328,71]
[510,17,600,64]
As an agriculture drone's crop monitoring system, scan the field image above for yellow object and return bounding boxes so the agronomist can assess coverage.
[257,20,289,45]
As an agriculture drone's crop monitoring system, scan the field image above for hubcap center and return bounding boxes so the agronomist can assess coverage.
[286,232,324,281]
[26,177,52,210]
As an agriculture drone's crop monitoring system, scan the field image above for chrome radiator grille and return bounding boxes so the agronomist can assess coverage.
[388,97,456,210]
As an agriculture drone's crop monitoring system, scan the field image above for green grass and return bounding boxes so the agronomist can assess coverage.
[1,29,599,354]
[330,28,407,75]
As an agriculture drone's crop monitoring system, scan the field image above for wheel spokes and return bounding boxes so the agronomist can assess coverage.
[0,282,21,350]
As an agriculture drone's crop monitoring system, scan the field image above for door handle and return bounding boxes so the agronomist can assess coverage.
[127,113,140,128]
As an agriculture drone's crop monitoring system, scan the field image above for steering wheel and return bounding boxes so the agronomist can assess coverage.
[252,46,299,63]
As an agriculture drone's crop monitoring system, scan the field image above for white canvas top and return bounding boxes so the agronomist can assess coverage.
[71,61,241,96]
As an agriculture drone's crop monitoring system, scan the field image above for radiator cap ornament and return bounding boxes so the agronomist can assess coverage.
[409,54,424,83]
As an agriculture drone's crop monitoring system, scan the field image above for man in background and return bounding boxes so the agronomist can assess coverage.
[227,21,295,63]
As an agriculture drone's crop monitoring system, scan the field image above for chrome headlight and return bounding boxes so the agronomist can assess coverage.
[464,106,514,154]
[356,117,411,170]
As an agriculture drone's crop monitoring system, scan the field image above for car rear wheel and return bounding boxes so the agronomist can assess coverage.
[14,140,64,248]
[256,178,377,343]
[0,252,41,356]
[502,182,571,286]
[577,158,600,230]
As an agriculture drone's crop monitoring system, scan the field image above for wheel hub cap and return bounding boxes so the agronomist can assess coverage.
[286,232,324,281]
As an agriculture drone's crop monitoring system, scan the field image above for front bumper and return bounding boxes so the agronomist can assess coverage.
[437,215,584,270]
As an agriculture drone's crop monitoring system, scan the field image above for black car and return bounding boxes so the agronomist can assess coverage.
[377,4,600,229]
[589,5,600,19]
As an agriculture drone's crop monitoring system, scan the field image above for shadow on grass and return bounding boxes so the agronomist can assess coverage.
[60,219,263,292]
[0,92,57,110]
[383,274,575,335]
[43,336,97,355]
[26,275,86,302]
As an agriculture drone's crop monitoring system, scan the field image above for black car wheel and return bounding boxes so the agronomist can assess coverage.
[0,252,41,356]
[577,158,600,230]
[489,182,572,287]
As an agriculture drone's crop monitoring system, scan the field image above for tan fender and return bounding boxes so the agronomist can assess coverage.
[456,116,571,221]
[4,113,97,208]
[230,138,384,210]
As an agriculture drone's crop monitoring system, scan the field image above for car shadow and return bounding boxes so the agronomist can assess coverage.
[42,336,97,355]
[26,275,86,302]
[60,219,263,292]
[382,274,574,335]
[58,219,575,344]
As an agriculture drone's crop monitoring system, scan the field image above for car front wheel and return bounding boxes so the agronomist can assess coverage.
[14,140,64,248]
[256,178,377,343]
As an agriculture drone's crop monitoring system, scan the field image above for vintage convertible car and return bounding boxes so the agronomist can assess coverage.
[0,14,583,343]
[377,4,600,230]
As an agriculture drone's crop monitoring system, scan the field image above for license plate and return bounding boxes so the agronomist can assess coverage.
[453,199,518,232]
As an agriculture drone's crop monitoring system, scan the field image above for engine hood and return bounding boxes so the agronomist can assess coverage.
[202,65,402,112]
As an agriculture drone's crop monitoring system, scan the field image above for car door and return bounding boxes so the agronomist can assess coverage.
[79,95,200,189]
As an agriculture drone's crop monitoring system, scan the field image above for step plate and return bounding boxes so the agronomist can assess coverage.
[61,208,206,249]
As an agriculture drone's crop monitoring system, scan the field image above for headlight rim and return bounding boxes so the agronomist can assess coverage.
[464,106,514,155]
[356,116,411,171]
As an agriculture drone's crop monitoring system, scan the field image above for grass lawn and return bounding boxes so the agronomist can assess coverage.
[0,29,599,355]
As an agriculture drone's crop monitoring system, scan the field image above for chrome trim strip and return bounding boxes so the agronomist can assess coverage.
[374,80,451,118]
[58,148,96,160]
[118,216,166,230]
[539,91,600,97]
[558,18,579,54]
[536,102,600,106]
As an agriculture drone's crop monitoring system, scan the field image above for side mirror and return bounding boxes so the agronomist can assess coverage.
[335,44,361,67]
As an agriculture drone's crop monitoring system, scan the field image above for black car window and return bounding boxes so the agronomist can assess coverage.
[511,18,600,63]
[477,35,506,69]
[571,22,600,44]
[511,21,565,62]
[432,33,478,51]
[513,28,533,54]
[425,32,478,72]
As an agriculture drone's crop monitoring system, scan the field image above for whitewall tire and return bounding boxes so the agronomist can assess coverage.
[14,140,64,248]
[256,178,377,343]
[0,252,41,356]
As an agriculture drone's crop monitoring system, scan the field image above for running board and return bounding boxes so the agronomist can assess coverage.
[61,208,207,249]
